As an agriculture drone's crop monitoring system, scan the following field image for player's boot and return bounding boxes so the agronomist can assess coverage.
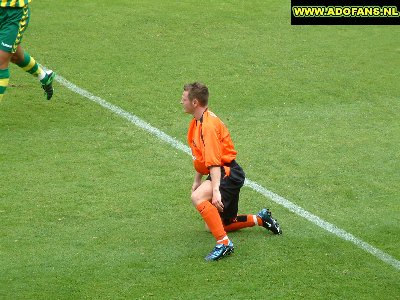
[205,240,234,261]
[42,71,55,100]
[257,208,282,235]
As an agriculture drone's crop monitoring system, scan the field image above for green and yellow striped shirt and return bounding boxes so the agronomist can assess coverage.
[0,0,31,8]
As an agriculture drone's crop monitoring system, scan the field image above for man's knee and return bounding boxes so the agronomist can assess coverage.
[190,180,212,206]
[191,190,203,206]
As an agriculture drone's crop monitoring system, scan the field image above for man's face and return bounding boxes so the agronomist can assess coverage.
[181,90,195,114]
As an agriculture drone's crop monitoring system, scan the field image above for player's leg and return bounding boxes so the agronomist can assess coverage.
[10,4,55,100]
[220,162,282,234]
[0,50,11,102]
[218,161,246,230]
[12,45,45,79]
[191,180,234,260]
[223,212,281,234]
[11,45,55,100]
[205,216,260,232]
[192,180,230,245]
[0,7,14,102]
[223,215,260,232]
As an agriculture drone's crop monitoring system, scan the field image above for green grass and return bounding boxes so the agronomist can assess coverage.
[1,0,399,299]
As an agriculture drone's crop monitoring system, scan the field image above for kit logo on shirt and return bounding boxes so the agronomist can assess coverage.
[1,41,12,49]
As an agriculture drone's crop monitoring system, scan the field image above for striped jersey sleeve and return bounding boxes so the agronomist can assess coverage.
[0,0,31,8]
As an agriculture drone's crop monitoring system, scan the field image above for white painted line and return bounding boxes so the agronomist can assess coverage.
[55,74,191,156]
[245,179,400,271]
[54,73,400,271]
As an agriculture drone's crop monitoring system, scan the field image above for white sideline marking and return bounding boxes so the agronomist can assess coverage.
[54,73,400,271]
[245,180,400,271]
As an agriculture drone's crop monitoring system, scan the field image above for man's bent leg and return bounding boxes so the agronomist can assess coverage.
[11,46,55,100]
[191,181,228,243]
[12,46,44,78]
[191,179,234,260]
[223,215,259,232]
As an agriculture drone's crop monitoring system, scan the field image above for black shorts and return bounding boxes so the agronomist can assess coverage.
[206,160,245,222]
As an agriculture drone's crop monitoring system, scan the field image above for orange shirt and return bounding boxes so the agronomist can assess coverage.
[187,109,237,175]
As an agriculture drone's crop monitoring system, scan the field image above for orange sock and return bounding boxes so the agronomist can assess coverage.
[224,215,259,232]
[256,216,263,226]
[196,201,228,244]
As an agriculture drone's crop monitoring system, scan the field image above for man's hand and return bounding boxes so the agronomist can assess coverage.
[209,166,223,211]
[212,189,224,212]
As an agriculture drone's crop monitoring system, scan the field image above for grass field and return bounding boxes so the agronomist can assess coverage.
[1,1,399,299]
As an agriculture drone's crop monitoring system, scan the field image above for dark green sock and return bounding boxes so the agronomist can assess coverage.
[17,52,41,77]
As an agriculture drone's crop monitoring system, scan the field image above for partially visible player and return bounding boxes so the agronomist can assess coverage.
[0,0,55,103]
[181,82,282,261]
